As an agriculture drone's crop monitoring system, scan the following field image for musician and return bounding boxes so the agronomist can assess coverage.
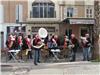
[18,35,23,50]
[82,33,92,61]
[64,35,69,49]
[26,35,33,59]
[6,34,16,60]
[32,34,42,65]
[50,35,58,49]
[69,34,79,62]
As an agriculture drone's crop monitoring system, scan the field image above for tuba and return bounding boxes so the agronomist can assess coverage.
[32,28,48,49]
[38,27,48,39]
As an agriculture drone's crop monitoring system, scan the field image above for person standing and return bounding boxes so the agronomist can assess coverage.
[70,34,79,62]
[82,33,92,61]
[26,35,33,59]
[32,34,42,65]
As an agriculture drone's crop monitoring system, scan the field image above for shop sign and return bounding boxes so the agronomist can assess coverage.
[70,19,95,24]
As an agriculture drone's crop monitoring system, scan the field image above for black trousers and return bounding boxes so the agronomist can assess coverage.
[70,48,77,61]
[27,51,33,59]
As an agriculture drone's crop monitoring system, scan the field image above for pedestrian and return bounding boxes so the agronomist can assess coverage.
[69,34,79,62]
[81,33,92,61]
[32,34,42,65]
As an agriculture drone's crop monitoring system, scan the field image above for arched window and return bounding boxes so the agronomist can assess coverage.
[32,2,55,18]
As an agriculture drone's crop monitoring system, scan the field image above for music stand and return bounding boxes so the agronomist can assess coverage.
[8,50,20,62]
[51,48,60,61]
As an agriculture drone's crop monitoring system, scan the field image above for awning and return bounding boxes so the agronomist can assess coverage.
[18,21,61,24]
[62,18,95,25]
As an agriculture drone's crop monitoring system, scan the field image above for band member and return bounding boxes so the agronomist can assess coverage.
[6,34,16,60]
[26,35,33,59]
[32,34,42,65]
[18,35,23,50]
[63,35,69,49]
[50,35,58,49]
[82,33,92,61]
[70,34,79,62]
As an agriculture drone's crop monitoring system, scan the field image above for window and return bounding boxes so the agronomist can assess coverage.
[40,6,43,18]
[48,6,54,18]
[32,6,39,18]
[16,4,23,22]
[44,6,47,18]
[67,8,74,17]
[86,7,93,18]
[32,3,55,18]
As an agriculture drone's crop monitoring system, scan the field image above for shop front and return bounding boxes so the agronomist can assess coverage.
[61,18,95,40]
[23,21,60,37]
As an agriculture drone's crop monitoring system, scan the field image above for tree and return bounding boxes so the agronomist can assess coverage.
[93,1,100,59]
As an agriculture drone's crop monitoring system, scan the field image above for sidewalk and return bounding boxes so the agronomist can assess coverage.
[1,61,100,75]
[1,51,100,75]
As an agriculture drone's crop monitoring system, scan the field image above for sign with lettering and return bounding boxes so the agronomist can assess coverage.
[70,19,95,24]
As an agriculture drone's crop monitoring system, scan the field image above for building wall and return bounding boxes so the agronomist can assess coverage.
[1,0,28,23]
[27,0,94,37]
[59,0,94,20]
[0,0,28,49]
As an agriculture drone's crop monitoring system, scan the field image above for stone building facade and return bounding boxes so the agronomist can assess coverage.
[0,0,96,49]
